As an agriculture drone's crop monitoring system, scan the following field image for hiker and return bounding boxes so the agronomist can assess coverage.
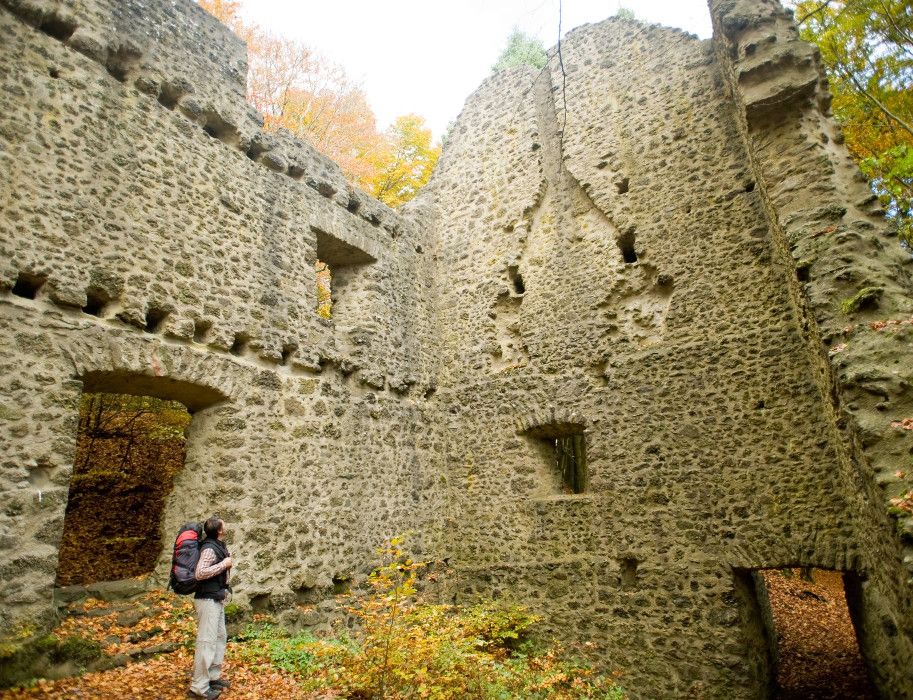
[189,517,233,699]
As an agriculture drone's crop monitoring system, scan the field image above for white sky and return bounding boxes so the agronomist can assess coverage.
[238,1,713,140]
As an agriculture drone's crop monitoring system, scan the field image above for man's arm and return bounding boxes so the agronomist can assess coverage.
[195,547,229,580]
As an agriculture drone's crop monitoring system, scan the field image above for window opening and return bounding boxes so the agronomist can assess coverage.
[316,260,332,318]
[55,392,191,586]
[554,433,586,493]
[526,423,587,494]
[313,227,376,320]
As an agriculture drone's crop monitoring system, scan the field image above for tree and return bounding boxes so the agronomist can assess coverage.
[791,0,913,244]
[492,28,547,73]
[198,1,387,187]
[369,115,441,208]
[615,7,636,20]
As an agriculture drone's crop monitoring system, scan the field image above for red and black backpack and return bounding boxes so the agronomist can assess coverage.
[169,522,203,595]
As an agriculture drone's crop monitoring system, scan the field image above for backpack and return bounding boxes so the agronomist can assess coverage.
[169,522,203,595]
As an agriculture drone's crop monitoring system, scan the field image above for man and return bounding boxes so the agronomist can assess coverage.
[189,517,233,699]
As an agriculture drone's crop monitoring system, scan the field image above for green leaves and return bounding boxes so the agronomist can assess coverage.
[492,29,548,73]
[791,0,913,245]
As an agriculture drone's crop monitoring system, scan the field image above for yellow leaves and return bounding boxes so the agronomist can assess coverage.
[368,115,441,208]
[315,261,332,318]
[199,2,439,200]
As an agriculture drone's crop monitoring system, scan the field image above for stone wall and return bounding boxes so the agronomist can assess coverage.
[1,0,912,697]
[0,0,444,642]
[422,8,913,698]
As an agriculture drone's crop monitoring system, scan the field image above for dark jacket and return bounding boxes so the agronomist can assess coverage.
[195,538,230,601]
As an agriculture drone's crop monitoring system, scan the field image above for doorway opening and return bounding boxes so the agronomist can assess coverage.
[55,392,192,586]
[736,567,876,699]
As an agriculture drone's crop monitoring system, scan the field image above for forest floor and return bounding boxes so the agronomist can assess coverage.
[0,571,879,699]
[0,592,317,700]
[763,568,876,699]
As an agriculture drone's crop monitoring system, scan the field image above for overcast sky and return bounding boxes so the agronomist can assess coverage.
[238,1,714,140]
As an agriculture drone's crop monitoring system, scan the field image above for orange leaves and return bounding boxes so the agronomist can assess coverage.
[761,569,875,697]
[197,2,438,199]
[890,490,913,514]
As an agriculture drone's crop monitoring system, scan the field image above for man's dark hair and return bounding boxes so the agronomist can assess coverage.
[203,517,223,539]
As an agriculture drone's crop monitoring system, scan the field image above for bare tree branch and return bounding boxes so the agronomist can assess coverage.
[838,65,913,138]
[797,0,835,25]
[876,0,913,58]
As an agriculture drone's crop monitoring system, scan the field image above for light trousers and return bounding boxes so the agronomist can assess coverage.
[191,598,226,695]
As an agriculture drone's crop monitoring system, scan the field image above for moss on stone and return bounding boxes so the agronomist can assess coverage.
[840,286,882,315]
[0,634,105,688]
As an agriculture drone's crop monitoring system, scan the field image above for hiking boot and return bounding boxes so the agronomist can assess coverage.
[210,678,231,690]
[187,689,221,699]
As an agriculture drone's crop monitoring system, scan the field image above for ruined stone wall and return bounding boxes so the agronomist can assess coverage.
[0,0,444,640]
[2,0,913,696]
[421,11,913,698]
[708,0,913,694]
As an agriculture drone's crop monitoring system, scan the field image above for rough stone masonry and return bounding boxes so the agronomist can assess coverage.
[1,0,912,696]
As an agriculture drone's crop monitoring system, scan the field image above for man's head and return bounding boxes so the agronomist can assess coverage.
[203,516,224,540]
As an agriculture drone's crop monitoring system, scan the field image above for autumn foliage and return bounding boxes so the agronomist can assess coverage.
[239,537,626,699]
[197,0,439,206]
[55,394,190,587]
[3,539,626,699]
[791,0,913,244]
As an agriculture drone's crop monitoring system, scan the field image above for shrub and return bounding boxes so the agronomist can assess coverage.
[241,536,625,699]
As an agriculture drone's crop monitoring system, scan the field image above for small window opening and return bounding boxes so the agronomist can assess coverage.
[281,343,297,365]
[48,66,61,79]
[316,260,332,319]
[193,319,212,344]
[144,306,168,333]
[82,288,109,317]
[11,271,48,299]
[55,392,192,586]
[554,434,586,493]
[526,423,587,494]
[617,231,638,264]
[508,265,525,296]
[745,181,756,193]
[229,333,250,356]
[620,557,638,589]
[313,227,376,320]
[615,177,630,194]
[38,13,77,42]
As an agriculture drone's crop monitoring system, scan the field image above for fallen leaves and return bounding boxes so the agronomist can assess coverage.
[0,648,309,700]
[762,569,875,700]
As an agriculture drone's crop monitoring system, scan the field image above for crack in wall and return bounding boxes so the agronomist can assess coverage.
[532,68,675,361]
